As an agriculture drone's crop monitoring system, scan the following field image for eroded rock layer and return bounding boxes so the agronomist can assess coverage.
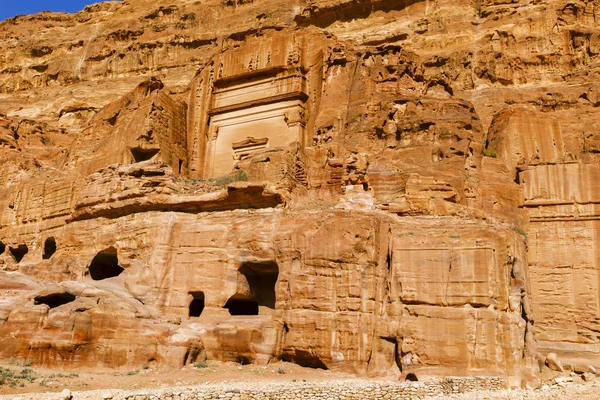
[0,0,599,388]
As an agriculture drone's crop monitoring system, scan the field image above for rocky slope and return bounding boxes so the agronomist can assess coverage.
[0,0,599,389]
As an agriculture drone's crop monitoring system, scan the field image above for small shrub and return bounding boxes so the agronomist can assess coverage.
[194,360,208,368]
[234,169,248,182]
[126,370,138,376]
[0,366,38,387]
[210,169,249,188]
[142,364,149,370]
[449,233,460,239]
[277,368,286,374]
[482,149,497,158]
[512,225,528,238]
[211,175,234,187]
[17,368,35,382]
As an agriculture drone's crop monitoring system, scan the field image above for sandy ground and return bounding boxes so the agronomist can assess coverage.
[0,360,355,396]
[3,360,600,399]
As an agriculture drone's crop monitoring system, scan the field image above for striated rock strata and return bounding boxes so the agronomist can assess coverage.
[0,0,599,388]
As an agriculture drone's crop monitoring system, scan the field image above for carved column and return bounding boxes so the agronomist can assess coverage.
[203,126,219,179]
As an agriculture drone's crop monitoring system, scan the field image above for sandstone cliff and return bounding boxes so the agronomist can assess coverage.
[0,0,599,388]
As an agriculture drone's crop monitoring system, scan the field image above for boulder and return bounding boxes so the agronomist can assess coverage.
[546,353,563,372]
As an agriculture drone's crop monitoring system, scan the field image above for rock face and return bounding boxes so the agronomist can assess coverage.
[0,0,599,388]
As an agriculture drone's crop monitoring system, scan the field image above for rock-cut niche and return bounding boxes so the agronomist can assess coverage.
[224,294,259,316]
[189,291,205,317]
[34,292,76,309]
[405,373,419,382]
[9,244,28,263]
[87,246,124,280]
[131,147,160,163]
[42,237,56,260]
[224,261,279,316]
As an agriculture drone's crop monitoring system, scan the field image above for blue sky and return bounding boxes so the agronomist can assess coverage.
[0,1,111,22]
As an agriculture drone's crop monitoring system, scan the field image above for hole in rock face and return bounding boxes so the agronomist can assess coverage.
[189,291,205,317]
[238,261,279,310]
[236,355,252,365]
[0,241,5,254]
[34,292,76,309]
[282,350,328,370]
[406,373,418,382]
[9,245,28,263]
[224,295,259,316]
[131,147,159,163]
[88,247,124,280]
[179,159,184,174]
[223,261,279,316]
[43,237,57,260]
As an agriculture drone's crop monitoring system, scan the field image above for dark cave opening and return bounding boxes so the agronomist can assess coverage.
[235,355,253,365]
[43,237,57,260]
[189,291,205,317]
[88,246,124,280]
[131,147,159,163]
[238,261,279,310]
[34,292,76,309]
[9,244,28,263]
[223,261,279,316]
[406,372,419,382]
[282,350,329,370]
[224,295,259,316]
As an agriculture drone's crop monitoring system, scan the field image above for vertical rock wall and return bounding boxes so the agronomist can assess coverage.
[0,0,598,388]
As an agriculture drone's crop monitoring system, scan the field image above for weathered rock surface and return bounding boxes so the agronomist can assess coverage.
[545,353,564,373]
[0,0,599,389]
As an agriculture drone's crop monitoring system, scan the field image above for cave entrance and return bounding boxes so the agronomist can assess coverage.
[34,292,76,309]
[88,246,124,280]
[0,241,5,255]
[224,295,259,316]
[43,237,57,260]
[223,261,279,316]
[405,372,418,382]
[9,244,28,263]
[189,291,205,317]
[239,261,278,309]
[282,350,328,370]
[131,147,159,163]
